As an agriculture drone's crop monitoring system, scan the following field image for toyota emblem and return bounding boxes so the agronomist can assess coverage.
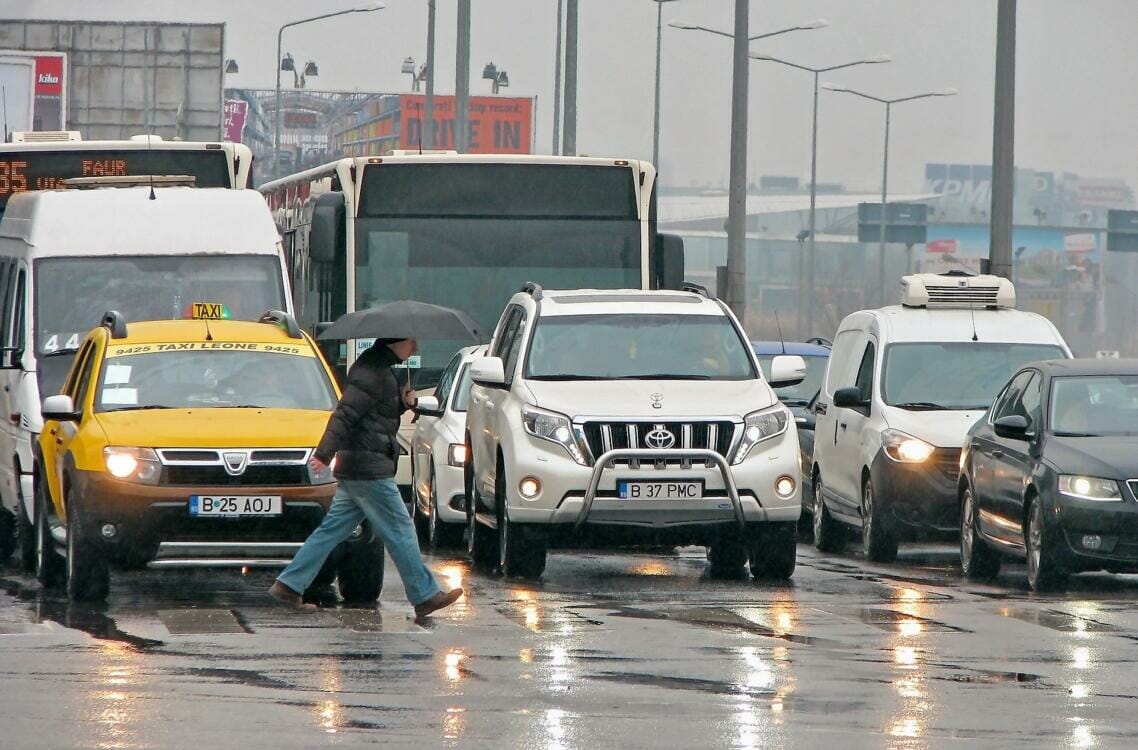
[644,427,676,449]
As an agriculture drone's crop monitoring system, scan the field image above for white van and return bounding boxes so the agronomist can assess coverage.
[810,272,1071,562]
[0,186,292,569]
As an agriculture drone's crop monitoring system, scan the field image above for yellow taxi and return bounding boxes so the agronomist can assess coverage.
[34,307,383,603]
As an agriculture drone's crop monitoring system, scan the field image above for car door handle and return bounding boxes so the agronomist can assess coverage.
[992,449,1004,458]
[840,422,848,430]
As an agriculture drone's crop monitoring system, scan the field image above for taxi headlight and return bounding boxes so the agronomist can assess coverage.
[881,429,935,463]
[103,447,161,485]
[522,405,588,465]
[307,453,336,485]
[732,406,790,465]
[447,443,467,468]
[1058,475,1121,502]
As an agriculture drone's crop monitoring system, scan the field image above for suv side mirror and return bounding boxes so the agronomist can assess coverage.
[0,347,23,370]
[470,357,506,387]
[993,414,1029,440]
[414,395,443,417]
[833,386,868,410]
[769,355,807,388]
[42,394,79,422]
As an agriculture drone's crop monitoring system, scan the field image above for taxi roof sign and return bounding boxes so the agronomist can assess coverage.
[188,302,232,320]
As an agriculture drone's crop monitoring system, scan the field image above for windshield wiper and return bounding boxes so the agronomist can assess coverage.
[892,401,951,411]
[527,374,611,381]
[1053,431,1103,438]
[616,374,713,380]
[102,405,174,412]
[40,348,81,358]
[781,398,811,407]
[212,404,270,409]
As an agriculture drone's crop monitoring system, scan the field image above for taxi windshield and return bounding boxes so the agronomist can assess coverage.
[94,346,336,412]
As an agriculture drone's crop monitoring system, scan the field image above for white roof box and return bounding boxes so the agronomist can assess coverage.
[900,272,1016,309]
[10,130,82,143]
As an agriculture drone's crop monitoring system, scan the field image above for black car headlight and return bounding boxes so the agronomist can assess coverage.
[1058,475,1121,502]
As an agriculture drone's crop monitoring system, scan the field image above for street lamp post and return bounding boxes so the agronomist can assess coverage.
[822,83,957,306]
[650,0,681,172]
[669,11,827,321]
[750,52,891,336]
[274,3,384,180]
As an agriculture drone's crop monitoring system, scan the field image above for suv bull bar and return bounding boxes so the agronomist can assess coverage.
[575,448,745,532]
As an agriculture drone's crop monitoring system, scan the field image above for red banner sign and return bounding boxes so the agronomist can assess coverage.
[399,94,532,154]
[223,99,248,143]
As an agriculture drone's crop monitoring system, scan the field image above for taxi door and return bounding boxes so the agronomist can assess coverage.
[42,339,99,521]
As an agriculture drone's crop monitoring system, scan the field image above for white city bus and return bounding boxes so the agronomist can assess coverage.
[259,153,684,499]
[0,132,254,220]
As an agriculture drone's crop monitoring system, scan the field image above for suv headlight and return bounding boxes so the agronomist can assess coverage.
[522,405,587,465]
[1059,475,1121,502]
[103,447,161,485]
[732,405,789,465]
[881,429,935,463]
[307,454,336,485]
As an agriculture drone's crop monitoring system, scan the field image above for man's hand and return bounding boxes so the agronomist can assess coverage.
[310,456,329,474]
[401,386,418,409]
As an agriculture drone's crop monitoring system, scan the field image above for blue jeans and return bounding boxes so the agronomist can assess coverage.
[277,478,442,606]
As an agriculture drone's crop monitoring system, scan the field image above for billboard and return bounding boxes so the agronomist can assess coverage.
[222,99,248,143]
[921,224,1102,287]
[400,95,533,154]
[32,53,65,130]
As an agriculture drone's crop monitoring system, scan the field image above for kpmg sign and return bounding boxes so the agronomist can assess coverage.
[923,164,992,206]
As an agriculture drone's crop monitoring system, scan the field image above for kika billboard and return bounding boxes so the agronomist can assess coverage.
[400,95,533,154]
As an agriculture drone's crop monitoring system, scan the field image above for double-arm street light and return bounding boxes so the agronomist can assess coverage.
[822,83,957,305]
[274,2,384,179]
[750,52,891,335]
[669,9,828,320]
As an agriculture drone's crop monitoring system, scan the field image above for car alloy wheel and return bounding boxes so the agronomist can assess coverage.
[812,473,845,554]
[959,485,1000,580]
[1026,498,1067,592]
[861,478,897,563]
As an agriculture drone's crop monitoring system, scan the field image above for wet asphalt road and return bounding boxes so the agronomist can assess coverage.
[2,541,1138,749]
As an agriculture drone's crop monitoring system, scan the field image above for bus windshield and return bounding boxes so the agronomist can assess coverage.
[355,163,643,387]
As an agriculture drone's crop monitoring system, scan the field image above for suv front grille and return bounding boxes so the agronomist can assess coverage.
[580,420,736,461]
[156,447,312,487]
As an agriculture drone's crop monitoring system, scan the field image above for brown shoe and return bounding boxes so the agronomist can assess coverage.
[414,588,464,619]
[269,580,317,613]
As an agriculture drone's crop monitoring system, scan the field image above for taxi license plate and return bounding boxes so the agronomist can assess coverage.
[618,480,703,500]
[189,495,282,516]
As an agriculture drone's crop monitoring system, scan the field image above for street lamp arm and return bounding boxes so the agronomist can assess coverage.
[749,53,815,73]
[821,85,888,104]
[749,20,827,41]
[889,88,958,105]
[278,6,379,35]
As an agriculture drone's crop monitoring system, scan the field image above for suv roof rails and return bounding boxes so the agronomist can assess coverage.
[680,281,713,299]
[258,310,303,339]
[101,310,128,339]
[520,282,543,301]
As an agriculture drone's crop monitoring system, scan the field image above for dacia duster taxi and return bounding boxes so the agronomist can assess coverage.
[34,307,384,602]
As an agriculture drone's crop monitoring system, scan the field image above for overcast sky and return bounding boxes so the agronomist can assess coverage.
[5,0,1137,192]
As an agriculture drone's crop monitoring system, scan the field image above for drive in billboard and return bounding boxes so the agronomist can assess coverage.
[400,95,533,154]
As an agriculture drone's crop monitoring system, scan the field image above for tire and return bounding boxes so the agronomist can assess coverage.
[428,465,464,549]
[0,508,14,563]
[812,472,846,553]
[466,485,499,570]
[35,479,64,587]
[411,459,430,546]
[1026,497,1068,593]
[497,471,546,578]
[65,499,110,603]
[336,523,385,603]
[862,477,898,563]
[708,531,749,579]
[17,497,36,573]
[750,522,797,580]
[110,540,160,570]
[960,484,1001,580]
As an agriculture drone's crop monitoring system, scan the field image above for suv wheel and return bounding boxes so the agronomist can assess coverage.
[337,522,385,603]
[497,470,546,578]
[17,497,36,573]
[428,463,464,549]
[35,479,64,587]
[708,531,748,579]
[1026,497,1067,592]
[466,485,499,570]
[861,477,898,563]
[960,484,1000,580]
[812,472,846,553]
[749,522,797,580]
[65,498,110,603]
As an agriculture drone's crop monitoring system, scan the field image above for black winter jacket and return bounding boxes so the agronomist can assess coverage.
[314,344,407,479]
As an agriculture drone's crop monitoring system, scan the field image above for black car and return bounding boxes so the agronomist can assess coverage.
[959,358,1138,591]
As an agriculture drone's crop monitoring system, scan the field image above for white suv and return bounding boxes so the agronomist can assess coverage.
[464,283,807,580]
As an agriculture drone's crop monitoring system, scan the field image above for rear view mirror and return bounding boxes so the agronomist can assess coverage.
[42,394,79,422]
[310,192,346,263]
[833,386,868,410]
[0,346,23,370]
[993,414,1029,440]
[470,357,506,387]
[656,233,685,290]
[795,413,816,431]
[769,355,807,388]
[414,395,443,417]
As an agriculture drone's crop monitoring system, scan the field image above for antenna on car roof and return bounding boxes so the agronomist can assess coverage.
[416,115,423,155]
[146,133,156,200]
[774,311,787,355]
[969,306,979,342]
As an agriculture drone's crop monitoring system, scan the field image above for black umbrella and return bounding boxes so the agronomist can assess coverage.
[317,299,485,343]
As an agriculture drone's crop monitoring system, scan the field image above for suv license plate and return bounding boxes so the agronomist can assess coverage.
[618,480,703,500]
[189,496,282,516]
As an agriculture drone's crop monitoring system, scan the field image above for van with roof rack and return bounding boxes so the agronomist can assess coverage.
[809,272,1072,562]
[463,282,808,580]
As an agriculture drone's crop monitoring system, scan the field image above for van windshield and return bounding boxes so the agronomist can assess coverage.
[882,342,1066,410]
[34,255,287,356]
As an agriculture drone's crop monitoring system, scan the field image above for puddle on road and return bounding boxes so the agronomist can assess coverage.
[856,608,971,633]
[157,608,249,635]
[997,606,1122,634]
[935,668,1043,685]
[172,666,294,690]
[1,576,164,649]
[589,671,775,698]
[599,603,843,647]
[335,609,426,633]
[498,590,605,633]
